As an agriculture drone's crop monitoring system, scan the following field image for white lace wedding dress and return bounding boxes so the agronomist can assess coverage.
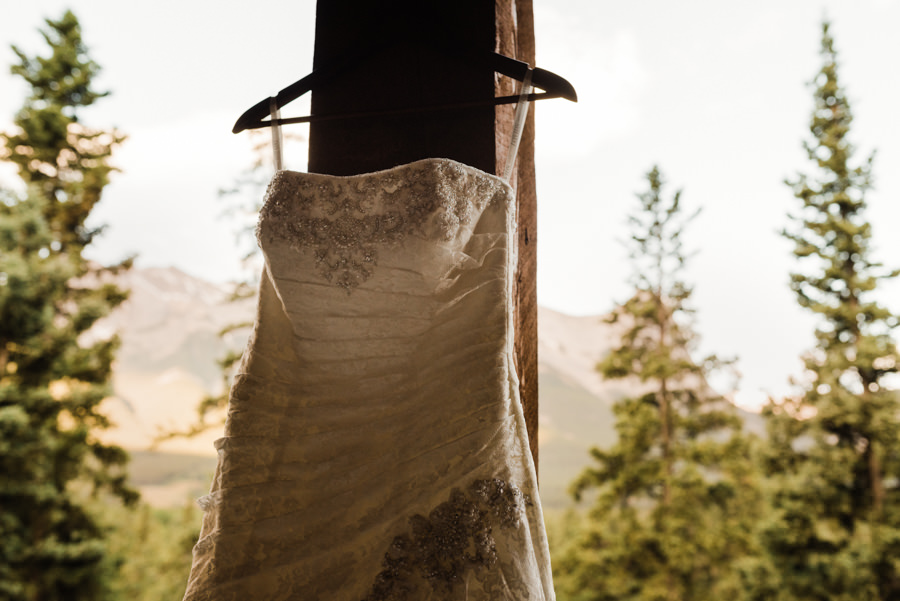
[183,158,554,601]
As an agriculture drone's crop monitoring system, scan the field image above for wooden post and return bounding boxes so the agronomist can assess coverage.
[308,0,539,474]
[500,1,539,477]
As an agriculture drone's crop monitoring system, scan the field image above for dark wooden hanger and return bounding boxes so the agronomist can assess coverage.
[232,50,577,134]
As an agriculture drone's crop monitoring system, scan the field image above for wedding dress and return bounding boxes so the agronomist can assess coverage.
[182,157,554,601]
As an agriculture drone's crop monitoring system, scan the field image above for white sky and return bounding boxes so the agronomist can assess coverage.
[2,0,899,411]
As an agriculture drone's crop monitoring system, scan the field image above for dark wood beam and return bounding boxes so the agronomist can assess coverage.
[308,1,495,174]
[499,0,539,478]
[308,0,539,474]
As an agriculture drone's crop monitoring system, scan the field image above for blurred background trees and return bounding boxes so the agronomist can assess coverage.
[554,167,760,601]
[0,10,196,601]
[551,19,900,601]
[741,21,900,601]
[0,10,135,600]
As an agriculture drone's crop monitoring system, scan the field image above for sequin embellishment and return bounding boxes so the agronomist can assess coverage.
[362,478,531,601]
[257,160,508,292]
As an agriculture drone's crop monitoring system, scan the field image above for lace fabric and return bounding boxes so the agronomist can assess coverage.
[183,158,554,601]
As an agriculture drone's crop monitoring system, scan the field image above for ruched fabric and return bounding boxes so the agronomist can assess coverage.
[183,158,555,601]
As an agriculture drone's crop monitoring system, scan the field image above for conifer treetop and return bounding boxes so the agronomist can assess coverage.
[10,10,108,116]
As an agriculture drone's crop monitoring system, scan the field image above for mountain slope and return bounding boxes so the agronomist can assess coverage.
[94,267,254,457]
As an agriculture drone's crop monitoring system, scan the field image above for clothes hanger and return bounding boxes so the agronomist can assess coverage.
[232,49,577,134]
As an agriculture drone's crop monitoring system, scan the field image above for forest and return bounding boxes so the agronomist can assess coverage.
[1,9,899,601]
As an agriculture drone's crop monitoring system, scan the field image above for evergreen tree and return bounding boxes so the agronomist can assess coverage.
[4,10,124,251]
[745,21,900,601]
[557,167,758,601]
[0,11,136,600]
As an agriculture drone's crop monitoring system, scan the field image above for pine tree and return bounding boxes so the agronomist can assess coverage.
[4,11,124,251]
[0,11,136,600]
[557,167,758,601]
[746,21,900,601]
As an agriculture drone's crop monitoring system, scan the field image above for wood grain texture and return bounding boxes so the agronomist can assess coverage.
[495,0,539,477]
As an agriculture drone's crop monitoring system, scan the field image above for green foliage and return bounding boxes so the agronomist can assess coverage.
[747,21,900,601]
[0,10,135,600]
[3,10,125,251]
[556,167,759,601]
[101,501,200,601]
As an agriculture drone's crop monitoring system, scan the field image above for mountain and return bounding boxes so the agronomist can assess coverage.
[537,307,624,507]
[96,267,751,510]
[93,267,255,459]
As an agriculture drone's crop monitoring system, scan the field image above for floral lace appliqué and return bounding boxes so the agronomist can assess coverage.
[362,478,530,601]
[256,160,508,292]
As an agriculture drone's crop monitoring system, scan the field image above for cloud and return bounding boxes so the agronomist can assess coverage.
[535,8,647,160]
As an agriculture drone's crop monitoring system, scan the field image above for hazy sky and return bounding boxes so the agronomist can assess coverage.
[2,1,899,410]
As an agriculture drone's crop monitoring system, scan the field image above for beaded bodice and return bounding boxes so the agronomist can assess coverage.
[257,158,512,292]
